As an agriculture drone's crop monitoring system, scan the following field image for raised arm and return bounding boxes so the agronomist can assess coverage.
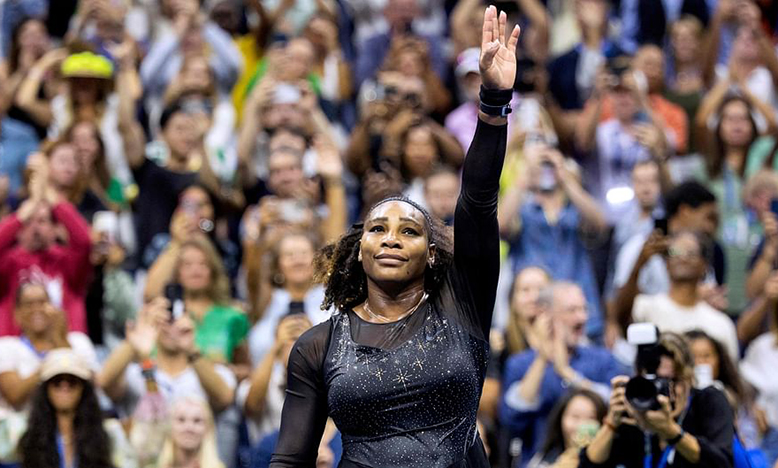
[454,7,519,336]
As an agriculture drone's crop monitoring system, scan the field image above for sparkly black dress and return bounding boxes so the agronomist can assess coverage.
[270,119,507,468]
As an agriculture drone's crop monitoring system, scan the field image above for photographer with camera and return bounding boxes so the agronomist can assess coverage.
[582,327,734,468]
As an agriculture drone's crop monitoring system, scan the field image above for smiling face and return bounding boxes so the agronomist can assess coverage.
[70,122,101,169]
[511,267,551,324]
[561,395,599,449]
[551,285,589,347]
[171,399,210,452]
[15,283,52,336]
[361,201,433,287]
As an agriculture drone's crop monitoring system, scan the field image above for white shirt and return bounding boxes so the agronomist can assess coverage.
[0,333,99,413]
[741,333,778,428]
[633,293,739,361]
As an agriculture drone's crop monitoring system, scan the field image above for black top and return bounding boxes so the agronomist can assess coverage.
[131,158,198,261]
[579,386,734,468]
[269,119,507,468]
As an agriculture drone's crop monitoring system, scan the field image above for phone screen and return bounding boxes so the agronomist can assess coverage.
[164,283,185,322]
[770,199,778,217]
[654,217,668,236]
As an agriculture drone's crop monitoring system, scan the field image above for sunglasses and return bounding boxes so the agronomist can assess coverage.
[48,374,83,388]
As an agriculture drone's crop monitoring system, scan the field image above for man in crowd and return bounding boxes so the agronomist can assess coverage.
[500,282,627,465]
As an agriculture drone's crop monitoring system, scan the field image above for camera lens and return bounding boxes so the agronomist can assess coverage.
[625,376,659,412]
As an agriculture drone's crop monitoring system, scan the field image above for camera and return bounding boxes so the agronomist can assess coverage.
[625,323,672,412]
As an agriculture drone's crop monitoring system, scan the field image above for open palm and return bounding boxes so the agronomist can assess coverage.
[480,5,520,90]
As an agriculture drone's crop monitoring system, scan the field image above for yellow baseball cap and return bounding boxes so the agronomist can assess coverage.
[61,51,114,79]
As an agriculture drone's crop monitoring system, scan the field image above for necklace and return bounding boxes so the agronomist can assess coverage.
[363,292,429,323]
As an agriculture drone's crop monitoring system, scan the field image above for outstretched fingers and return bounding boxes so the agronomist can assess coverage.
[498,10,507,46]
[481,6,494,49]
[507,24,521,54]
[492,6,500,46]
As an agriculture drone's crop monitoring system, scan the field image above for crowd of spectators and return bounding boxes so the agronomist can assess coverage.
[1,0,778,467]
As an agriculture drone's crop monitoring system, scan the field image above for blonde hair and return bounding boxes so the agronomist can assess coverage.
[157,396,224,468]
[175,237,231,305]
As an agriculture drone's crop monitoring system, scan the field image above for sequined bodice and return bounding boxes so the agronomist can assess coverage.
[324,306,489,468]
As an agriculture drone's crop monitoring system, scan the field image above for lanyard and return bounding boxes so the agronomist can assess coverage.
[642,396,692,468]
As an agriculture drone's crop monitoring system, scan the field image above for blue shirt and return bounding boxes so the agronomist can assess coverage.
[499,346,628,467]
[509,199,604,337]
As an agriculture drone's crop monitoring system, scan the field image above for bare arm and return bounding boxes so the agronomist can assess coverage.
[0,370,41,409]
[190,357,235,412]
[701,7,728,89]
[13,50,64,127]
[97,341,135,402]
[114,42,146,170]
[244,343,280,417]
[144,242,181,300]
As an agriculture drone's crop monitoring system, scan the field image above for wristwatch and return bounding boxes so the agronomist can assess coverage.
[666,428,685,446]
[479,85,513,117]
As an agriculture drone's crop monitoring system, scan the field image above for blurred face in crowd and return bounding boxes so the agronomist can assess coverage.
[511,267,551,325]
[396,49,424,77]
[48,143,80,190]
[633,45,664,93]
[278,234,316,288]
[263,102,306,131]
[268,149,304,198]
[158,314,196,353]
[403,126,438,179]
[551,285,588,347]
[19,204,55,252]
[424,170,459,222]
[16,18,49,59]
[70,121,101,169]
[719,99,754,150]
[269,129,307,155]
[283,39,315,81]
[15,283,52,336]
[574,0,608,30]
[171,399,209,452]
[632,162,661,212]
[210,0,241,35]
[180,186,215,223]
[689,336,720,379]
[361,201,432,287]
[561,395,599,449]
[163,112,198,162]
[665,232,706,283]
[181,26,206,56]
[69,77,104,106]
[385,0,419,31]
[611,84,638,123]
[178,245,213,294]
[381,73,427,113]
[670,20,701,65]
[179,56,213,93]
[47,374,84,413]
[676,202,718,236]
[732,26,759,63]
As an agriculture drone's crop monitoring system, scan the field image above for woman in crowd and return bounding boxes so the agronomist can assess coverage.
[0,282,98,413]
[696,92,775,315]
[247,231,330,366]
[268,8,518,465]
[528,389,607,468]
[156,396,225,468]
[145,235,249,371]
[0,17,54,195]
[17,348,136,468]
[665,16,705,154]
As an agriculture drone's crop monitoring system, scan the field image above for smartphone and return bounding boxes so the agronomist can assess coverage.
[770,198,778,218]
[634,110,651,124]
[654,217,669,236]
[164,283,185,323]
[93,211,118,243]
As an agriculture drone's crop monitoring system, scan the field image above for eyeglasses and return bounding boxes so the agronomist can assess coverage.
[664,247,701,259]
[48,375,83,389]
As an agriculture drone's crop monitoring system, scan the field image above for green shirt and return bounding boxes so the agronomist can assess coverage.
[745,136,778,177]
[194,304,249,363]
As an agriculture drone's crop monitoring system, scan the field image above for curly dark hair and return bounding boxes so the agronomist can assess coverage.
[314,197,454,311]
[18,379,114,468]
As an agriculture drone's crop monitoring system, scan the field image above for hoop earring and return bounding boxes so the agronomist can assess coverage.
[358,251,363,262]
[273,273,285,285]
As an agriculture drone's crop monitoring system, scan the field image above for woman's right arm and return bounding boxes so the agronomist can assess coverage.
[269,325,330,467]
